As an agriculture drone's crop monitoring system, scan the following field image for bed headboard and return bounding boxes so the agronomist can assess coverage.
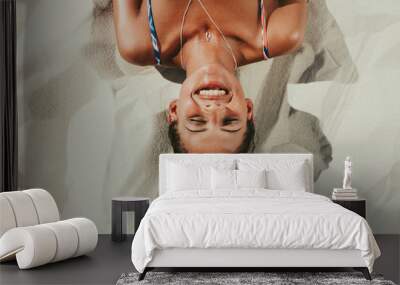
[159,153,314,195]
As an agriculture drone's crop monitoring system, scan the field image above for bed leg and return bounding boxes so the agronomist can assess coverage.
[138,268,148,281]
[354,267,372,280]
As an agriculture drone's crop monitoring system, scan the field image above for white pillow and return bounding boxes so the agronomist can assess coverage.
[167,162,211,191]
[166,159,236,192]
[236,169,267,189]
[267,164,307,191]
[237,159,310,191]
[211,168,236,190]
[211,169,268,190]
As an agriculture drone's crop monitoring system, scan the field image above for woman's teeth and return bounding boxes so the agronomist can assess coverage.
[198,89,227,96]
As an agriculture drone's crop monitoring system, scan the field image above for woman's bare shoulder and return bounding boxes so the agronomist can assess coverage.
[113,0,154,66]
[267,0,307,57]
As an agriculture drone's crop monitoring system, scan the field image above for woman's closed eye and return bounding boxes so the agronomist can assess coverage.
[185,116,242,133]
[222,117,239,126]
[184,116,207,132]
[189,116,207,126]
[221,117,242,132]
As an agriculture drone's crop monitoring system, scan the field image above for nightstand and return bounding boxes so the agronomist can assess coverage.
[332,198,366,218]
[112,197,150,242]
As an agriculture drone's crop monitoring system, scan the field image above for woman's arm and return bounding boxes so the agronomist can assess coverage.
[113,0,152,65]
[266,0,307,57]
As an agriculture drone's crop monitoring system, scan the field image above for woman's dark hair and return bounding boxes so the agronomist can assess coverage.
[168,120,255,153]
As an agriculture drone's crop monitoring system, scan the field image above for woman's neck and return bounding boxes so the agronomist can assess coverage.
[181,34,237,76]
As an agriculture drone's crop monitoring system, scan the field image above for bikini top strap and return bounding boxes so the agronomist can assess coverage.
[260,0,270,59]
[148,0,268,64]
[147,0,162,65]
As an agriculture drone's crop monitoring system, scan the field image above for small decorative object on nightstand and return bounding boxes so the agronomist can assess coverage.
[342,156,353,190]
[332,156,359,200]
[332,198,366,218]
[112,197,150,242]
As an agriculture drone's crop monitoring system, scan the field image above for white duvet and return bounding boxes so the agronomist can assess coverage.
[131,190,380,273]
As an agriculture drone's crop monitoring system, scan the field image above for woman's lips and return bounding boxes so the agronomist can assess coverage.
[191,79,233,103]
[198,89,227,96]
[196,93,233,102]
[194,81,230,94]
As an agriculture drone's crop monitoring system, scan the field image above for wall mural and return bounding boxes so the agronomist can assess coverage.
[16,0,400,234]
[113,0,307,155]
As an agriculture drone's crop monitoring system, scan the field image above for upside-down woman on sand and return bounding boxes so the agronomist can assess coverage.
[113,0,307,153]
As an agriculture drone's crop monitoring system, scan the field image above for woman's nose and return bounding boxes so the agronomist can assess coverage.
[201,101,226,112]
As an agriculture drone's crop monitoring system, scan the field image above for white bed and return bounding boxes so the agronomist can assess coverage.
[131,154,380,280]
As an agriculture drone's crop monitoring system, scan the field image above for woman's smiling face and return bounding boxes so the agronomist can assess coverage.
[168,64,253,153]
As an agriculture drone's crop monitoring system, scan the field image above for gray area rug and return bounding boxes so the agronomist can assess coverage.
[116,272,396,285]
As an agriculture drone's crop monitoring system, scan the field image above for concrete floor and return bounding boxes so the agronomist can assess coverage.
[0,235,399,285]
[0,235,133,285]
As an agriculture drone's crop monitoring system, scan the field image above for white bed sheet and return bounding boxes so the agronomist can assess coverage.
[131,190,380,273]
